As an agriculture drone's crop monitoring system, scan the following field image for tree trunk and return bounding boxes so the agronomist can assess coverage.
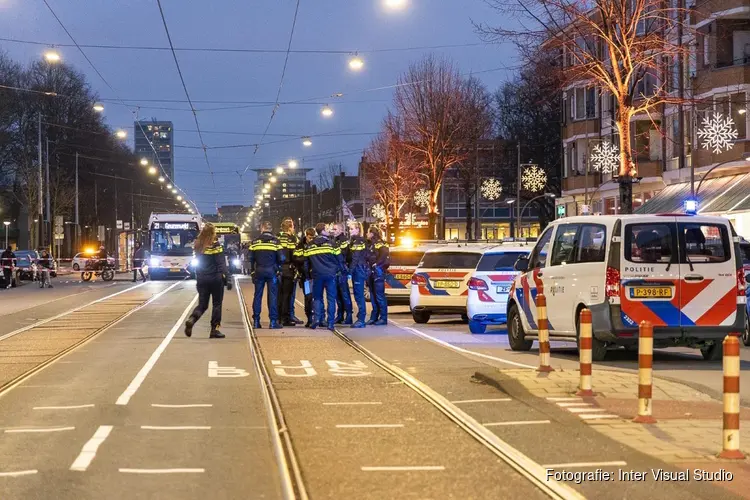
[619,179,633,215]
[428,189,439,239]
[615,112,635,214]
[465,193,473,240]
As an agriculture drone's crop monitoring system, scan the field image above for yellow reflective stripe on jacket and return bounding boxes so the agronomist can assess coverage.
[338,241,349,249]
[251,243,281,251]
[292,248,304,257]
[303,246,340,257]
[374,242,388,249]
[204,245,224,255]
[350,244,366,251]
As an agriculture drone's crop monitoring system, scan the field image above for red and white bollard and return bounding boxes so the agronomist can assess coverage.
[633,320,656,424]
[536,291,554,373]
[576,308,594,397]
[719,335,745,459]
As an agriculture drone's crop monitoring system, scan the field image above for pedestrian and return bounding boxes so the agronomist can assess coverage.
[332,222,353,325]
[367,226,390,326]
[241,243,251,275]
[38,249,54,288]
[1,246,15,289]
[184,223,229,339]
[288,228,304,325]
[304,222,340,331]
[249,221,284,329]
[348,221,371,328]
[132,241,147,282]
[277,218,300,327]
[296,227,317,327]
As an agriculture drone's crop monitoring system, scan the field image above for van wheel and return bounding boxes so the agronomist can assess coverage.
[701,343,722,361]
[742,315,750,347]
[412,310,430,324]
[508,304,532,351]
[469,320,486,334]
[461,313,469,323]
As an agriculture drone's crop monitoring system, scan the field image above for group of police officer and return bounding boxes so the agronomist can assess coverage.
[247,217,389,331]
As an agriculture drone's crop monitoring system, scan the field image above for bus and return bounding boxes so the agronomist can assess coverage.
[213,222,242,274]
[148,213,202,279]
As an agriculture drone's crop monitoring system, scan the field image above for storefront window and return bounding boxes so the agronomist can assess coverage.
[605,198,617,214]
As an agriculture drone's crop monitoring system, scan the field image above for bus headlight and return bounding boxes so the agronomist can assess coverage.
[150,257,160,267]
[232,258,241,267]
[191,258,199,267]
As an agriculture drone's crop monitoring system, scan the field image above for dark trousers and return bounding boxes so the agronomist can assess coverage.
[313,275,337,326]
[368,268,387,321]
[278,275,295,321]
[190,278,224,329]
[351,268,368,323]
[289,278,298,318]
[335,273,353,320]
[132,262,146,281]
[253,273,279,322]
[303,282,313,321]
[3,268,12,287]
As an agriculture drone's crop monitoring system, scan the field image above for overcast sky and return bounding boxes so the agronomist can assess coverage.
[0,0,520,213]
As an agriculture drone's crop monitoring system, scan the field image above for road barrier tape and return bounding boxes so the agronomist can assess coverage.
[576,309,594,397]
[536,292,553,373]
[719,335,745,459]
[633,320,656,424]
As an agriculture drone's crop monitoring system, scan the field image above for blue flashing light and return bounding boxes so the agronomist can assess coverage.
[684,199,698,215]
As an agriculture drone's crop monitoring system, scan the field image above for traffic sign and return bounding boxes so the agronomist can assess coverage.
[116,220,123,230]
[123,222,131,231]
[54,215,64,235]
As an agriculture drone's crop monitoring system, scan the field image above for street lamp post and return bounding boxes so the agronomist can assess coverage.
[515,193,556,238]
[3,221,10,249]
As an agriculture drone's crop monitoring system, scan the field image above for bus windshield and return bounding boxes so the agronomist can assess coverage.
[150,223,199,256]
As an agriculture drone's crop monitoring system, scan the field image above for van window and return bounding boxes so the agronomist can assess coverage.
[551,224,580,266]
[391,251,424,267]
[577,224,607,263]
[625,223,675,263]
[679,223,730,263]
[419,252,482,269]
[740,244,750,266]
[476,252,527,271]
[529,227,553,269]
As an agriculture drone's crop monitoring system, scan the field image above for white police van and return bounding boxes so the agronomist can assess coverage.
[507,214,746,361]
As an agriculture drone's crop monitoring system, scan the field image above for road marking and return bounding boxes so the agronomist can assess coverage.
[567,408,608,414]
[451,398,512,404]
[323,402,382,406]
[140,426,211,430]
[151,404,213,408]
[271,360,316,377]
[361,466,445,472]
[115,294,198,406]
[547,397,581,401]
[326,359,370,377]
[579,414,619,420]
[33,404,95,410]
[119,468,205,474]
[542,461,628,469]
[208,361,249,378]
[336,424,404,428]
[483,420,551,426]
[556,402,592,407]
[70,425,113,471]
[388,320,536,369]
[0,470,38,477]
[5,426,75,433]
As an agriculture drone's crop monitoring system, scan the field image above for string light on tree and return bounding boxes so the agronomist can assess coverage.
[697,112,738,154]
[590,141,619,174]
[480,178,502,200]
[413,189,431,208]
[521,165,547,192]
[370,203,386,221]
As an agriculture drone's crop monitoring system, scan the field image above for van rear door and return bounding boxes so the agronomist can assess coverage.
[676,217,737,327]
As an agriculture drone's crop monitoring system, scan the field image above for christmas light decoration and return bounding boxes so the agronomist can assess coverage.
[590,141,619,174]
[480,178,502,200]
[521,165,547,192]
[414,189,430,208]
[697,113,738,154]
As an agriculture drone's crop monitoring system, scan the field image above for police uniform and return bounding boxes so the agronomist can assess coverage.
[304,233,341,330]
[185,241,228,338]
[367,236,390,325]
[249,231,284,329]
[1,248,15,289]
[294,238,314,327]
[348,235,371,328]
[277,231,299,326]
[334,232,353,324]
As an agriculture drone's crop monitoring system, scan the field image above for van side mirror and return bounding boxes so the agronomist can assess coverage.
[514,256,529,272]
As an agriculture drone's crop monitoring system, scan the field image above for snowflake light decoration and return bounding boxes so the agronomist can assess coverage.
[590,141,619,174]
[480,178,503,200]
[370,203,386,221]
[521,165,547,192]
[402,213,417,226]
[413,189,431,208]
[697,113,738,154]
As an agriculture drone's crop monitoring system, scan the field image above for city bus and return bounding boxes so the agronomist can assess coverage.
[148,213,202,279]
[213,222,242,273]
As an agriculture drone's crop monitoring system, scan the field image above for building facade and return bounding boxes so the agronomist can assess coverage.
[134,120,175,181]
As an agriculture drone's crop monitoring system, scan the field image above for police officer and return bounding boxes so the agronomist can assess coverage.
[348,221,371,328]
[132,241,147,282]
[277,218,299,327]
[367,226,390,325]
[304,222,340,331]
[295,227,317,327]
[250,221,284,329]
[1,246,15,289]
[185,223,229,339]
[332,222,353,325]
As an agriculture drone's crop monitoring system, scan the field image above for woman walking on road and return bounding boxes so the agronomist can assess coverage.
[132,241,147,282]
[185,223,230,339]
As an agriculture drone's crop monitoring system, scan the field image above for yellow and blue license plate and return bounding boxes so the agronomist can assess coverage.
[434,280,460,289]
[630,287,672,299]
[169,268,182,273]
[395,273,412,280]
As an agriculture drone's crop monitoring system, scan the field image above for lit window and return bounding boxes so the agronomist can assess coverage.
[283,194,289,199]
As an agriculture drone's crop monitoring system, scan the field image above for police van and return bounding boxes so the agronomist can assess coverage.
[507,214,746,361]
[384,245,430,305]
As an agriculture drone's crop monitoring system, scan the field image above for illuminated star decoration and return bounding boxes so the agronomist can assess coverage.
[413,189,431,208]
[697,112,738,154]
[521,165,547,192]
[590,141,619,174]
[480,178,502,200]
[370,203,386,221]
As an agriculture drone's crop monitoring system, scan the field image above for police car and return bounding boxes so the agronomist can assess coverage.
[385,245,429,305]
[507,214,746,361]
[410,244,493,323]
[740,240,750,346]
[466,246,530,333]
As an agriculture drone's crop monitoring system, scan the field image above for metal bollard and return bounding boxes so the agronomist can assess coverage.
[576,308,594,396]
[536,292,554,372]
[719,335,745,459]
[633,320,656,424]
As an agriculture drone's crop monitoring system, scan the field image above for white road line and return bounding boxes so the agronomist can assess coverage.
[567,408,608,414]
[0,470,38,477]
[388,319,536,369]
[451,398,512,404]
[33,404,95,410]
[151,404,213,408]
[483,420,551,426]
[5,426,75,433]
[140,426,211,430]
[361,466,445,472]
[335,424,404,428]
[322,402,382,406]
[579,414,619,420]
[556,402,592,408]
[542,461,628,469]
[70,425,113,472]
[115,294,198,406]
[546,397,581,401]
[119,468,205,474]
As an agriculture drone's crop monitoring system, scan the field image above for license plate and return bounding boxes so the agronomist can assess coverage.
[395,273,412,280]
[630,287,672,298]
[496,285,511,294]
[169,268,182,273]
[434,280,460,289]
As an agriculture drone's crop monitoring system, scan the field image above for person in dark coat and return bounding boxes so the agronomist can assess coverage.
[185,223,229,339]
[132,242,147,282]
[38,249,54,288]
[367,226,390,325]
[1,247,15,289]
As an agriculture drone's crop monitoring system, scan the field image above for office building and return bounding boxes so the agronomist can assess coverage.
[135,120,175,182]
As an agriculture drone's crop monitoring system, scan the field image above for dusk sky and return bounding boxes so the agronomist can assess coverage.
[0,0,520,214]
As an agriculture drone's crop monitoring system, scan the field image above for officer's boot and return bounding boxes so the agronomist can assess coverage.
[327,322,336,332]
[253,318,262,329]
[310,314,318,330]
[209,326,225,339]
[374,317,388,326]
[352,320,366,329]
[343,312,353,326]
[366,316,378,326]
[334,313,344,325]
[304,316,312,328]
[291,315,304,325]
[270,321,283,329]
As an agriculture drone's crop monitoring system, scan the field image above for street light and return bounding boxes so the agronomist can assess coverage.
[275,166,284,175]
[517,193,556,238]
[93,102,105,113]
[115,129,127,140]
[270,176,277,183]
[43,49,61,63]
[348,54,364,71]
[166,183,173,189]
[140,158,149,166]
[158,176,165,183]
[320,104,333,117]
[148,166,157,175]
[302,136,312,147]
[3,221,9,249]
[384,0,407,10]
[288,159,298,168]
